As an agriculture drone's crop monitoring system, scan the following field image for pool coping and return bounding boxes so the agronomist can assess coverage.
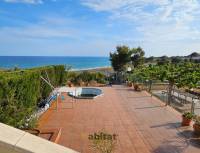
[68,87,104,99]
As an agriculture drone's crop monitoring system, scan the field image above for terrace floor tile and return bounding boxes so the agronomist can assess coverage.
[38,85,200,153]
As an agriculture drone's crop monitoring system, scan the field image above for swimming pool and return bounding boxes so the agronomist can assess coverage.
[68,88,103,99]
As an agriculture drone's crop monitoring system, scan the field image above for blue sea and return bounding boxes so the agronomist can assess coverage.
[0,56,110,70]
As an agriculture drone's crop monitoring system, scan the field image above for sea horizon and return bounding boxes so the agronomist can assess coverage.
[0,56,110,70]
[0,55,109,57]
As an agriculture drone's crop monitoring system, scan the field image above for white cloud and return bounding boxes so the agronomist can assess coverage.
[82,0,169,12]
[0,14,110,41]
[0,16,78,39]
[82,0,200,55]
[4,0,43,4]
[0,26,74,39]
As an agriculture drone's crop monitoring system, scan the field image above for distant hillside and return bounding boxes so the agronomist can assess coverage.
[187,52,200,57]
[145,52,200,64]
[185,52,200,60]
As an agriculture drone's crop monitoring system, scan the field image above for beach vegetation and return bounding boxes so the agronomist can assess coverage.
[66,71,107,86]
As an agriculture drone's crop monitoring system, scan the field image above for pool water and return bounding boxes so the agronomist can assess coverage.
[68,88,103,99]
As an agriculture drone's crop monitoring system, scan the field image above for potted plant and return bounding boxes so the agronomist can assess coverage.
[85,82,89,86]
[193,116,200,135]
[182,112,193,126]
[134,84,141,91]
[127,81,132,87]
[78,79,84,87]
[67,81,72,87]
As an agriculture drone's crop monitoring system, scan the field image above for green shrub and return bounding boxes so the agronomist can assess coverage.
[183,112,194,119]
[92,72,107,84]
[0,65,65,128]
[78,71,93,83]
[65,71,107,85]
[65,71,79,84]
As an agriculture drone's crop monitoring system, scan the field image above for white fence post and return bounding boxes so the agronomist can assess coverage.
[191,99,198,114]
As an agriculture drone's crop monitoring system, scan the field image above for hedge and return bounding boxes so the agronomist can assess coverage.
[0,65,65,128]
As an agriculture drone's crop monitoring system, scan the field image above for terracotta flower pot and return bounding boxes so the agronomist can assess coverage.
[128,82,132,87]
[134,84,141,91]
[193,124,200,135]
[181,116,192,126]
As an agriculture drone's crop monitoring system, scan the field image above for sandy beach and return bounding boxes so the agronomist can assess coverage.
[71,66,114,74]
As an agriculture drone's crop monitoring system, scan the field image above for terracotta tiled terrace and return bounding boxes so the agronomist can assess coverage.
[38,85,200,153]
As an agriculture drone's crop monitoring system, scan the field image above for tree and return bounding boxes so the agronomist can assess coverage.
[171,57,182,64]
[189,52,200,58]
[130,47,145,68]
[154,63,200,105]
[158,64,180,105]
[157,56,170,65]
[188,52,200,62]
[144,65,160,92]
[130,65,160,92]
[129,62,200,105]
[109,46,132,72]
[176,62,200,89]
[145,56,154,63]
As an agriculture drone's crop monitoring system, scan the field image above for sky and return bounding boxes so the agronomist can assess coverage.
[0,0,200,57]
